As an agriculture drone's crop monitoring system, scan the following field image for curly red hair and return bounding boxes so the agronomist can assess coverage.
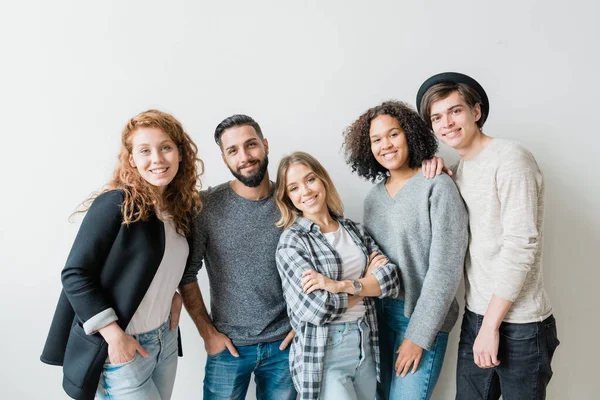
[77,110,203,236]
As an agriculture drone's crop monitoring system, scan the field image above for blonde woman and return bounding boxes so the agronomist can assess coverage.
[41,110,203,400]
[274,151,400,400]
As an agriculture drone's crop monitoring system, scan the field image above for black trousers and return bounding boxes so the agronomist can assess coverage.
[456,309,559,400]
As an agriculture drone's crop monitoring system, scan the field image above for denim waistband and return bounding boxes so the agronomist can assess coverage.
[131,316,172,340]
[328,316,368,331]
[464,308,555,325]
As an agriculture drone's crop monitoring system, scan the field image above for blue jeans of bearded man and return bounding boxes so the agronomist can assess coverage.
[203,338,296,400]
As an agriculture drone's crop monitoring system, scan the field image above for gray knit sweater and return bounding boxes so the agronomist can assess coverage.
[364,173,468,349]
[180,182,291,346]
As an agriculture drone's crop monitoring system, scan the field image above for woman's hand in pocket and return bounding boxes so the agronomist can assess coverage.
[99,322,149,364]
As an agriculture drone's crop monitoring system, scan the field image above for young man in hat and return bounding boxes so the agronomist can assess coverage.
[418,72,559,399]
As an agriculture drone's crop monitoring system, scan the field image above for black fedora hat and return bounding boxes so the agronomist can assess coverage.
[416,72,489,125]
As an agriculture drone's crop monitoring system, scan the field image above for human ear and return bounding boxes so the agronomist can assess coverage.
[473,103,482,122]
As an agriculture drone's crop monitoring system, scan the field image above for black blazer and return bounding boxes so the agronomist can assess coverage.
[41,190,190,400]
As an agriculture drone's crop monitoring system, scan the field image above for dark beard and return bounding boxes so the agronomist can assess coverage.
[228,156,269,188]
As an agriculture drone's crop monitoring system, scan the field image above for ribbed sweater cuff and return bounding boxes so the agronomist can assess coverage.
[404,318,438,351]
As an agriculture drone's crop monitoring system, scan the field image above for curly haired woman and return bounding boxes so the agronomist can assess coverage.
[343,101,468,400]
[41,110,203,400]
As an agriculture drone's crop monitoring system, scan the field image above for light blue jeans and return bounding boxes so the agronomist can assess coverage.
[95,318,178,400]
[320,318,377,400]
[376,299,449,400]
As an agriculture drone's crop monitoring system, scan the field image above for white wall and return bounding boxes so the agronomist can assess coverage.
[1,0,598,398]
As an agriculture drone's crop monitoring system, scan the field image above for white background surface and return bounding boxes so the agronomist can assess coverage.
[1,0,598,398]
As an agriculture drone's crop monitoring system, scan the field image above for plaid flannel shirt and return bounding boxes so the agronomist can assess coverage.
[276,216,401,400]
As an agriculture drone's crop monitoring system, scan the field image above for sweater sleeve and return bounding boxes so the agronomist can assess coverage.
[492,156,543,302]
[178,213,207,287]
[405,177,469,350]
[276,231,349,325]
[352,221,402,299]
[61,190,123,333]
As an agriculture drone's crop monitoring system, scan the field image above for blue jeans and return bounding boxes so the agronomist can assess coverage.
[320,318,377,400]
[376,299,449,400]
[95,318,178,400]
[456,309,559,400]
[203,338,296,400]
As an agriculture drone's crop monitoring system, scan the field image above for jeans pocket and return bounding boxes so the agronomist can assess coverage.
[207,348,228,358]
[499,321,537,340]
[325,326,345,349]
[105,353,137,368]
[499,322,538,358]
[544,318,560,361]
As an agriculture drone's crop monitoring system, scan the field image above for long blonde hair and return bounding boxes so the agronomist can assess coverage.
[275,151,344,229]
[75,110,203,236]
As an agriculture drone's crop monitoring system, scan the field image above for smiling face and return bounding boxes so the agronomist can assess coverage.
[429,91,482,151]
[285,162,328,220]
[220,125,269,187]
[369,114,411,173]
[128,126,181,193]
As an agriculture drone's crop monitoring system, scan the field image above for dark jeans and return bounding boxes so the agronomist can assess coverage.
[456,309,559,400]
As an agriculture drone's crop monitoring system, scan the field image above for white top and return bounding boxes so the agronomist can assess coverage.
[323,224,366,322]
[126,217,189,334]
[453,139,552,323]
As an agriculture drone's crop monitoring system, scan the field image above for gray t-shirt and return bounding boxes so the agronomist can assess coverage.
[180,182,290,345]
[364,173,468,349]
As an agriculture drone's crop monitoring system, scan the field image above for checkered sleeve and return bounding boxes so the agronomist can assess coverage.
[353,221,402,299]
[276,231,349,325]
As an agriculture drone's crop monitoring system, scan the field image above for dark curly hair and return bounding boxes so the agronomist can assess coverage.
[343,100,438,182]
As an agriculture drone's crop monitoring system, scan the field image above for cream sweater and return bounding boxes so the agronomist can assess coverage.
[454,139,552,322]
